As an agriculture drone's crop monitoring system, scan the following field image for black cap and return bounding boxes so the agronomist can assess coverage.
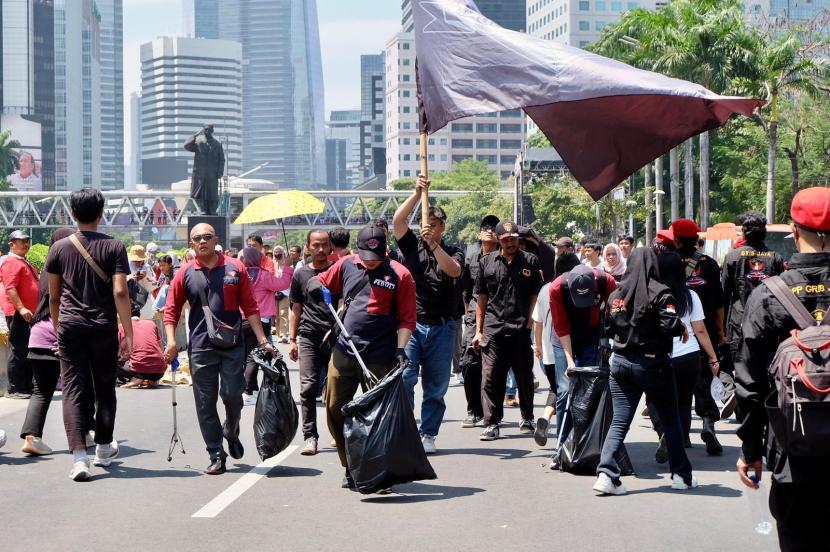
[357,225,387,262]
[480,215,500,230]
[495,220,520,239]
[566,265,597,308]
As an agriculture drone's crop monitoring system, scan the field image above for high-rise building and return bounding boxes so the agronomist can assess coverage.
[325,138,348,189]
[1,0,55,189]
[388,2,528,184]
[385,32,526,184]
[129,92,141,188]
[97,0,123,190]
[527,0,662,48]
[360,53,385,181]
[52,0,101,190]
[139,36,242,189]
[745,0,830,22]
[326,109,362,188]
[184,0,219,39]
[199,0,326,188]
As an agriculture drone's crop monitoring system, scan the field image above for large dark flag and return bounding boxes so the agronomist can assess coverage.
[413,0,764,200]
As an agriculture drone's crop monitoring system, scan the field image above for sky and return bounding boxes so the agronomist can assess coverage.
[122,0,401,170]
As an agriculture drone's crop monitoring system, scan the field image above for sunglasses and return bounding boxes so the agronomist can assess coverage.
[480,225,495,232]
[191,233,214,243]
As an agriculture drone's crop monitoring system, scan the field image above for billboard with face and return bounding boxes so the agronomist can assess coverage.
[1,115,43,192]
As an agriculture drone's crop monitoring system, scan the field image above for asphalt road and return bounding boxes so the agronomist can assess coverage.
[0,344,778,552]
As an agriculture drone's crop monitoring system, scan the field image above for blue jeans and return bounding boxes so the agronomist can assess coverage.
[598,353,693,485]
[404,319,458,437]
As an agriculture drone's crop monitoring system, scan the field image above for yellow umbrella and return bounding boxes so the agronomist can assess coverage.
[233,190,325,225]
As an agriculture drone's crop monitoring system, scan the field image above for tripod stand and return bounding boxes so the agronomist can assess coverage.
[167,358,186,461]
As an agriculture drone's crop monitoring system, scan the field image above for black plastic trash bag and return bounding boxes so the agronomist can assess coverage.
[342,366,437,494]
[552,366,635,476]
[251,349,298,461]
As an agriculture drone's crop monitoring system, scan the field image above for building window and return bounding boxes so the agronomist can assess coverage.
[402,58,411,66]
[439,138,448,145]
[477,123,497,133]
[451,123,474,132]
[611,1,621,10]
[403,43,410,50]
[596,21,607,30]
[452,139,473,148]
[403,122,411,129]
[579,0,590,9]
[428,154,435,161]
[452,155,472,164]
[477,139,498,148]
[579,20,589,31]
[403,170,411,176]
[580,41,590,47]
[501,140,522,149]
[403,154,411,161]
[627,1,638,9]
[402,74,410,82]
[403,90,411,97]
[477,155,498,164]
[596,0,606,9]
[440,154,448,161]
[501,124,523,133]
[403,106,411,113]
[501,155,517,165]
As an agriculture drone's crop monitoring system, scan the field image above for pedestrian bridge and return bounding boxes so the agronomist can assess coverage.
[0,190,513,233]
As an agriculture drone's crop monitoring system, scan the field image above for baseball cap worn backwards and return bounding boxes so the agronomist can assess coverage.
[357,224,387,262]
[566,264,597,309]
[791,187,830,233]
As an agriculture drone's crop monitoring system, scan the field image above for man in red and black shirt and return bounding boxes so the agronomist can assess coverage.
[165,223,274,475]
[307,224,416,490]
[1,230,39,397]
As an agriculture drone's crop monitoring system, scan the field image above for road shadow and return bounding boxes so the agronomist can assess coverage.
[439,447,532,460]
[265,466,322,478]
[97,464,203,479]
[0,452,54,466]
[360,482,485,504]
[617,483,743,498]
[115,442,155,461]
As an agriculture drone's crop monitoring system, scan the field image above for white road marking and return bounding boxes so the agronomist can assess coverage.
[192,445,299,518]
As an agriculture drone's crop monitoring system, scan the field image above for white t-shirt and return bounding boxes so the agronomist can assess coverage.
[672,290,705,358]
[532,283,561,365]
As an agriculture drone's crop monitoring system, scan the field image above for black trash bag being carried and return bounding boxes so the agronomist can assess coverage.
[552,366,635,476]
[342,366,437,494]
[251,349,298,461]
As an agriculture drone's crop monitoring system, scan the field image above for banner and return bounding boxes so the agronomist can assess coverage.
[1,115,43,192]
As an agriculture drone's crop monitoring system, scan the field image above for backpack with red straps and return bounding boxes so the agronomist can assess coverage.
[764,276,830,457]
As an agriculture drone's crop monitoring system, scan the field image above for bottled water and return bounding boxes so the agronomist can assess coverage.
[747,476,774,536]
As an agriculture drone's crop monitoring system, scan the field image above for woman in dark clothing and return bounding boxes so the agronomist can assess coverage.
[19,228,94,455]
[593,247,697,495]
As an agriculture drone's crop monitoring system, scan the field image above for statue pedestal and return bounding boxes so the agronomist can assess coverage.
[187,214,229,250]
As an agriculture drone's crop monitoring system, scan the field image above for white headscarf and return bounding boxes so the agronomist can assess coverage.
[602,243,626,277]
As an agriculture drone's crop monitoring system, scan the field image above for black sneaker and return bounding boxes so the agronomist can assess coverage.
[205,457,226,475]
[342,469,356,491]
[701,420,723,456]
[534,417,549,447]
[654,435,668,464]
[226,438,244,460]
[479,424,499,441]
[519,419,535,434]
[461,414,482,428]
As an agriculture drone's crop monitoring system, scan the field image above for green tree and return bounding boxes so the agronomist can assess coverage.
[0,130,21,177]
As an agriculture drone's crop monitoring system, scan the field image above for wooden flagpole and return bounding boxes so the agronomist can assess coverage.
[419,133,429,228]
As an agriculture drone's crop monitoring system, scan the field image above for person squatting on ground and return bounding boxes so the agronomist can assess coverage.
[473,220,543,441]
[671,218,726,456]
[2,230,40,398]
[288,229,340,456]
[238,246,292,405]
[164,223,274,475]
[117,301,167,389]
[532,252,581,447]
[736,187,830,551]
[307,224,416,490]
[648,252,719,463]
[459,215,500,428]
[393,175,464,454]
[19,228,89,456]
[45,188,134,481]
[594,247,697,496]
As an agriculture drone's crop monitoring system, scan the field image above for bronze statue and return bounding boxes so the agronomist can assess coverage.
[184,123,225,216]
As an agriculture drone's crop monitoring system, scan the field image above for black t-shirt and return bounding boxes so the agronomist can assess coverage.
[474,249,543,338]
[397,228,465,321]
[681,250,724,342]
[289,263,341,338]
[44,231,130,330]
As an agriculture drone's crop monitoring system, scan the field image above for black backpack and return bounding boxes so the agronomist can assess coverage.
[764,276,830,457]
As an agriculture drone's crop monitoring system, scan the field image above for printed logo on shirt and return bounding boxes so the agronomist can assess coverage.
[224,270,240,286]
[373,278,396,290]
[666,303,676,314]
[746,259,769,282]
[610,298,626,314]
[791,284,827,295]
[813,309,826,322]
[741,250,773,257]
[522,268,531,277]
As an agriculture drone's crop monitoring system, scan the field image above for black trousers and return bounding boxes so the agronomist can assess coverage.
[692,353,720,423]
[298,335,332,440]
[7,312,32,394]
[460,312,483,418]
[542,363,557,409]
[649,351,700,438]
[242,322,271,395]
[481,330,534,426]
[58,325,119,451]
[20,358,93,439]
[770,480,830,551]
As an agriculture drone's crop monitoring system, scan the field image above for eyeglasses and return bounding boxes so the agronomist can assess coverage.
[191,233,214,243]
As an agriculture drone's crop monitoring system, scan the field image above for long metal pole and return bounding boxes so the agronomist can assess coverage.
[419,133,429,228]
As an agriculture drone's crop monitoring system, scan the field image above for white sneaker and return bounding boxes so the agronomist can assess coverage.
[21,435,53,456]
[242,392,257,406]
[0,429,6,449]
[421,434,438,454]
[85,431,96,448]
[671,474,699,490]
[593,473,627,495]
[69,459,91,481]
[93,440,119,467]
[454,373,465,385]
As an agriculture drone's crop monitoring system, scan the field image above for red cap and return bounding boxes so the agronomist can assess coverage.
[791,187,830,232]
[671,218,701,239]
[655,228,674,245]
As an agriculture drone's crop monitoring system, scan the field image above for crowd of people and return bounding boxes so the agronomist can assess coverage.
[0,181,827,550]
